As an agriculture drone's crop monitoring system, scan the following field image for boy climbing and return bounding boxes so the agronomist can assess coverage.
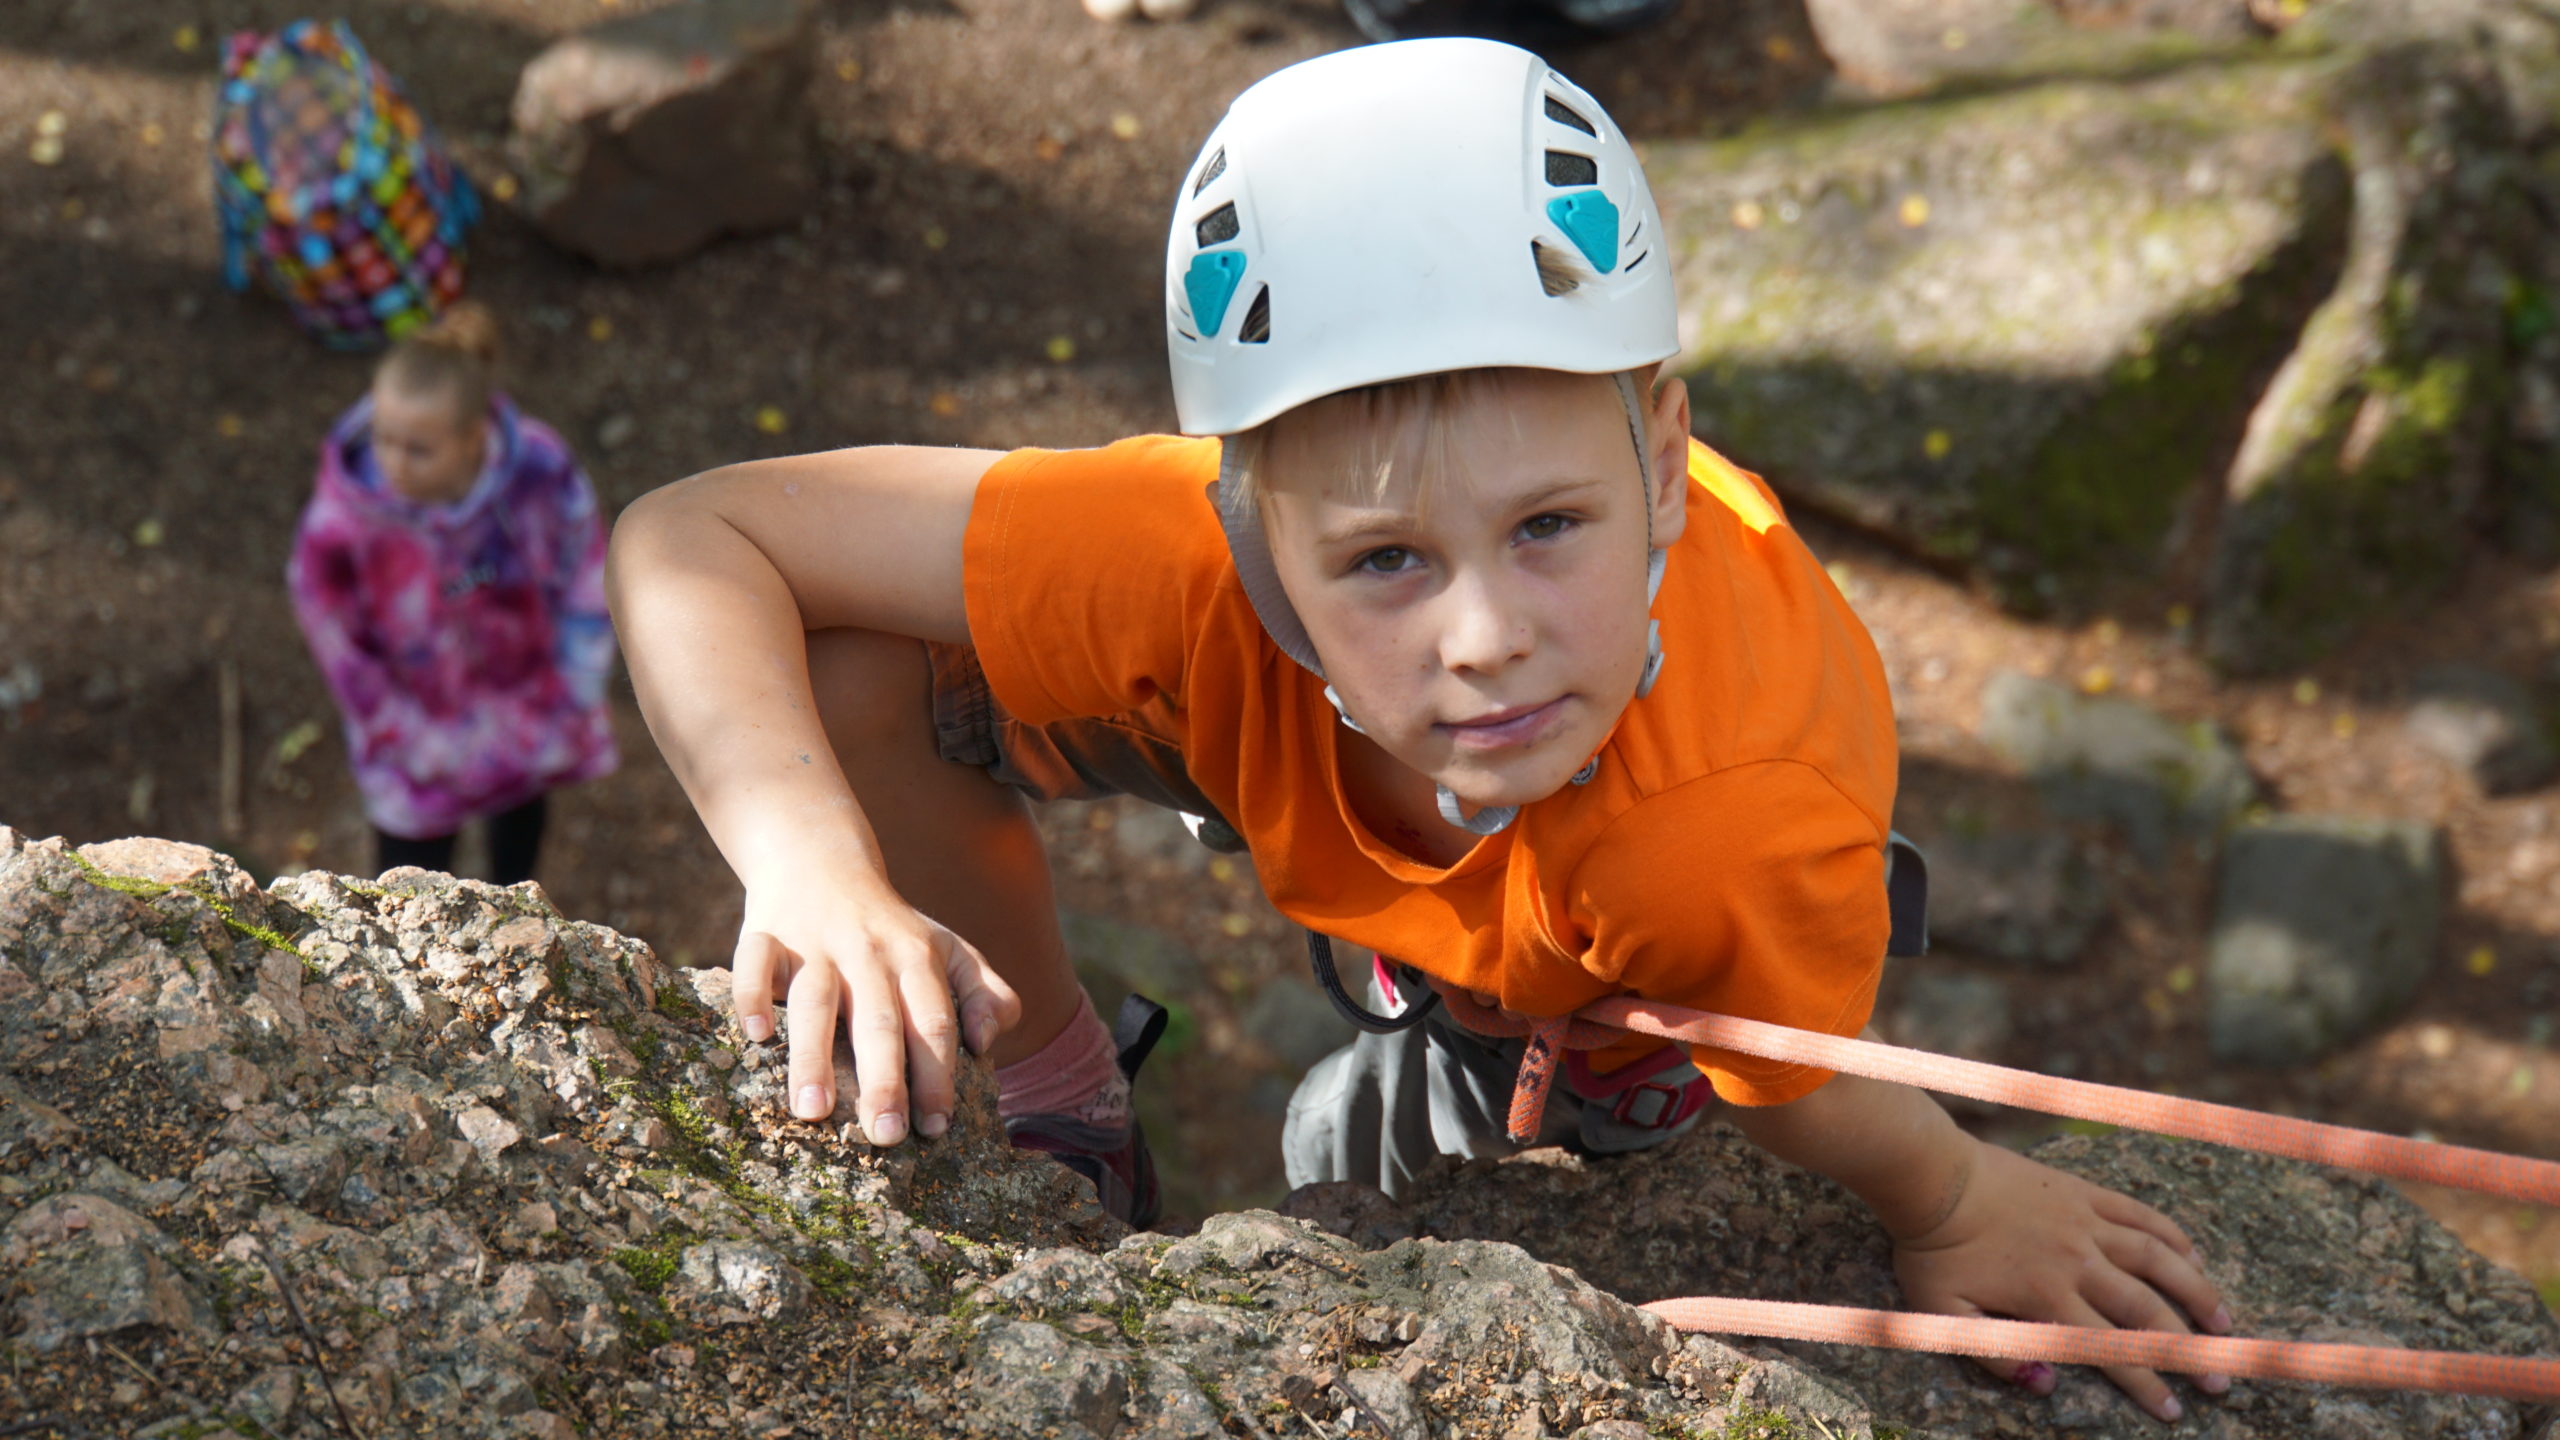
[607,40,2233,1423]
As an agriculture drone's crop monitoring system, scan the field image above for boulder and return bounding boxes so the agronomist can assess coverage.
[505,0,817,268]
[1655,9,2557,667]
[1881,969,2014,1061]
[2403,664,2556,796]
[2206,813,2446,1066]
[1803,0,2266,100]
[1910,810,2110,964]
[1977,670,2256,862]
[1398,1123,2560,1439]
[3,823,2544,1436]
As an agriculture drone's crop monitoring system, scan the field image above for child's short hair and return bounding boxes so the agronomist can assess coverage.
[376,299,502,421]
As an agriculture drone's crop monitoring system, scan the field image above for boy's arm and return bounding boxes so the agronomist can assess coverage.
[1728,1062,2233,1423]
[606,445,1021,1143]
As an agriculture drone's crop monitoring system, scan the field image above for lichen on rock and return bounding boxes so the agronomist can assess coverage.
[3,827,2552,1437]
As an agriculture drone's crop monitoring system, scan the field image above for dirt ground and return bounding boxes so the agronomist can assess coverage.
[4,0,2555,1316]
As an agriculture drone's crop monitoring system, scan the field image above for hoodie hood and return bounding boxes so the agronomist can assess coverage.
[322,391,523,523]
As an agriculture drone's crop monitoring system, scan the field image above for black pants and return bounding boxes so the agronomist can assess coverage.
[375,794,548,886]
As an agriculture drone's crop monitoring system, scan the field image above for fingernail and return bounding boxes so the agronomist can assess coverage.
[2157,1395,2183,1423]
[970,1017,997,1055]
[2200,1373,2230,1395]
[795,1085,829,1119]
[743,1015,773,1043]
[870,1111,907,1145]
[2014,1363,2054,1393]
[2209,1305,2232,1332]
[919,1112,949,1138]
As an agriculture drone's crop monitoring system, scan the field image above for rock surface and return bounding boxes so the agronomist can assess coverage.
[1392,1125,2559,1439]
[2,827,2548,1436]
[1657,2,2560,667]
[506,0,818,268]
[1978,670,2257,863]
[2404,665,2557,797]
[2206,814,2447,1066]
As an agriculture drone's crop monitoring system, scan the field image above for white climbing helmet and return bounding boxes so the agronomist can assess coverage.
[1164,37,1679,437]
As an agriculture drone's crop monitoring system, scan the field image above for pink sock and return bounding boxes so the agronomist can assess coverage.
[995,991,1130,1128]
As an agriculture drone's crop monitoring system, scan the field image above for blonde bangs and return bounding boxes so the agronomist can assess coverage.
[1226,368,1543,519]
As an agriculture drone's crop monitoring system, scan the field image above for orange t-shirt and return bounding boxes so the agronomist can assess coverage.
[963,434,1898,1105]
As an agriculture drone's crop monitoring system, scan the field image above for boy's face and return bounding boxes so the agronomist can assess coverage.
[1259,369,1691,812]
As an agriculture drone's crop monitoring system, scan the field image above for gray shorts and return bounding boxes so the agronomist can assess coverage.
[928,642,1708,1199]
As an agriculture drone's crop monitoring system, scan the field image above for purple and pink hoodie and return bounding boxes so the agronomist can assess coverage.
[288,393,619,839]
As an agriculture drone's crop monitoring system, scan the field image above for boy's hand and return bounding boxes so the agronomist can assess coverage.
[1892,1140,2234,1423]
[728,876,1020,1146]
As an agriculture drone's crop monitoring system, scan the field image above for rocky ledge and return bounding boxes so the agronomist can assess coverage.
[0,828,2552,1438]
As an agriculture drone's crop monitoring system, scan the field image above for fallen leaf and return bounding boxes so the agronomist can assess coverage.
[929,392,962,417]
[2331,711,2356,739]
[1110,113,1141,141]
[1208,857,1237,883]
[1923,428,1952,460]
[2164,965,2196,995]
[754,406,788,435]
[174,24,201,52]
[215,413,244,439]
[133,517,164,548]
[490,173,520,203]
[1731,200,1765,231]
[587,316,614,342]
[1219,914,1252,939]
[1898,194,1930,227]
[923,225,949,251]
[1763,35,1798,61]
[836,58,862,83]
[2468,945,2498,977]
[140,122,165,146]
[2078,665,2114,696]
[29,135,64,166]
[2292,678,2320,705]
[1045,335,1076,363]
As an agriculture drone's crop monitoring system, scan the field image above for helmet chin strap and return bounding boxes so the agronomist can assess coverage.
[1214,371,1669,841]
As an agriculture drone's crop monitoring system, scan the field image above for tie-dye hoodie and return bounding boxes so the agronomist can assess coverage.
[288,393,619,838]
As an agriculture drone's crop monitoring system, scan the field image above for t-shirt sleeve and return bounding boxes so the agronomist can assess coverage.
[1571,761,1890,1107]
[962,435,1229,725]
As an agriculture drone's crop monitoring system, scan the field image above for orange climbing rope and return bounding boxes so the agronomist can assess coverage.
[1423,986,2560,1401]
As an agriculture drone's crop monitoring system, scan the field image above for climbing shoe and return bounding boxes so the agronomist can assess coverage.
[1004,994,1168,1228]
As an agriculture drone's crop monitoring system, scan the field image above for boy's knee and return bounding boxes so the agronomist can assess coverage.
[805,628,935,754]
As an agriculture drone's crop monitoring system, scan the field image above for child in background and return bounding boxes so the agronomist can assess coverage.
[607,42,2231,1422]
[288,301,619,885]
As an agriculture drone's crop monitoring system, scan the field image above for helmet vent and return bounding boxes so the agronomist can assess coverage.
[1530,241,1585,296]
[1544,94,1598,136]
[1240,285,1272,343]
[1194,147,1227,196]
[1196,202,1241,248]
[1623,250,1650,273]
[1545,151,1598,187]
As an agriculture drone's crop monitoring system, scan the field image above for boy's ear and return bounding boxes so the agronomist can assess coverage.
[1646,374,1692,548]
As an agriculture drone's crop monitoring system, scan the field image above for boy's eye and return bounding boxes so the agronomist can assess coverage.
[1355,546,1415,576]
[1519,513,1572,541]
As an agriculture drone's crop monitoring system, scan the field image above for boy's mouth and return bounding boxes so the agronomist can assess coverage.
[1439,697,1567,751]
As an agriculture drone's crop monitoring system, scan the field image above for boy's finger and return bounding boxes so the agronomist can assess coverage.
[2091,1190,2200,1259]
[731,930,789,1044]
[896,945,963,1139]
[2060,1294,2184,1424]
[839,951,911,1146]
[2100,1224,2229,1334]
[944,935,1021,1057]
[784,959,843,1122]
[1925,1296,2053,1393]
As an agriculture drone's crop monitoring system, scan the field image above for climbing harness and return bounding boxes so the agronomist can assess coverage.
[1429,987,2560,1403]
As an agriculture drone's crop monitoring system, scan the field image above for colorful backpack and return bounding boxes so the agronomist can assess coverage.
[212,20,479,349]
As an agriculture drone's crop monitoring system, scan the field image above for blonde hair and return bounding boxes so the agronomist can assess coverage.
[376,300,502,421]
[1226,360,1635,520]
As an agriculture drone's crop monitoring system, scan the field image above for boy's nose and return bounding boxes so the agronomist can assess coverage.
[1436,571,1532,675]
